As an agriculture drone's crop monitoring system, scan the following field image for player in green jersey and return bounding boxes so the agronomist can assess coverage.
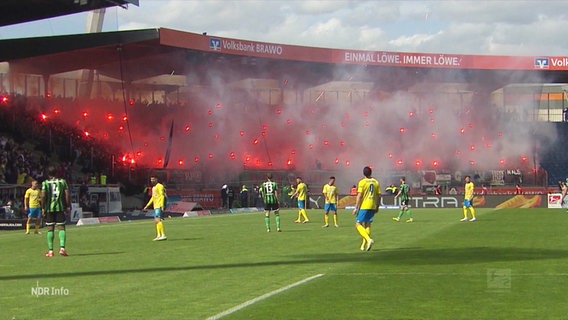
[41,166,71,257]
[260,173,281,232]
[393,177,413,222]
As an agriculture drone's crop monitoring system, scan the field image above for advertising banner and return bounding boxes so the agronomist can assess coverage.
[167,190,220,208]
[0,219,25,230]
[160,28,568,71]
[547,193,564,209]
[336,194,545,209]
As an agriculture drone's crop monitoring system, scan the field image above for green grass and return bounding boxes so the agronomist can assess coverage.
[1,208,568,320]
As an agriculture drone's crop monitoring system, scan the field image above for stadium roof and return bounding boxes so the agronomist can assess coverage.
[1,29,167,80]
[0,28,567,92]
[0,0,138,27]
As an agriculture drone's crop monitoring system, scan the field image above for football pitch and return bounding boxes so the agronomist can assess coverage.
[1,208,567,320]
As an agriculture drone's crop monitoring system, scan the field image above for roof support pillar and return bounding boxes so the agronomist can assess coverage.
[42,74,50,98]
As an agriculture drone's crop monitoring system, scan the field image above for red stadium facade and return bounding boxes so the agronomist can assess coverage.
[161,28,568,71]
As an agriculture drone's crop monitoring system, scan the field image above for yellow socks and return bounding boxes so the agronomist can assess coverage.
[463,207,476,219]
[356,224,371,242]
[156,221,165,236]
[301,209,309,221]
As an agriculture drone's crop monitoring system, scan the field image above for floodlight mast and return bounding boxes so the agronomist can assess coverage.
[86,8,105,33]
[79,8,106,98]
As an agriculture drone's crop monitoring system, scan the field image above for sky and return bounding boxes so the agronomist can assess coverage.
[2,0,568,56]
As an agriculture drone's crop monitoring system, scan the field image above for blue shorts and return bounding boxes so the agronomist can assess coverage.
[463,199,473,207]
[153,208,163,218]
[356,209,375,223]
[28,208,41,218]
[324,203,337,212]
[297,200,306,209]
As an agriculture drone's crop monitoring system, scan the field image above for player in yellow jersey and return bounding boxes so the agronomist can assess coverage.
[322,176,339,227]
[352,166,381,251]
[24,179,42,234]
[143,176,168,240]
[291,177,309,223]
[461,175,477,222]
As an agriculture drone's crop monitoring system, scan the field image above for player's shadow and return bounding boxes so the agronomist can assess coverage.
[279,229,311,233]
[287,245,568,267]
[167,237,203,241]
[2,247,566,281]
[363,246,568,266]
[72,251,125,257]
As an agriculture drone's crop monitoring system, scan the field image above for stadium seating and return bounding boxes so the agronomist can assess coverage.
[539,123,568,185]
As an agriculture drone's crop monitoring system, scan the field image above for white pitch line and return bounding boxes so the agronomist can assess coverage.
[206,273,324,320]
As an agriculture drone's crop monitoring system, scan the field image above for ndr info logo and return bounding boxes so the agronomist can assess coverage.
[31,281,70,297]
